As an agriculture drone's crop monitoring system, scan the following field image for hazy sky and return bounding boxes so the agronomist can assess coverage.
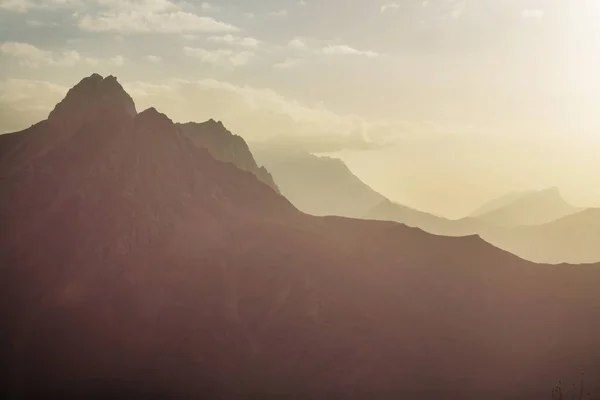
[2,0,600,217]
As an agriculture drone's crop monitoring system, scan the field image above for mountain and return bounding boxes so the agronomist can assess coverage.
[177,119,279,192]
[2,74,600,400]
[470,190,537,217]
[366,197,599,264]
[364,199,482,237]
[254,151,386,218]
[481,208,600,264]
[474,187,581,227]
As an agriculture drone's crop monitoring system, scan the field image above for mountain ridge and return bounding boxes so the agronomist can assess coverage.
[1,74,600,399]
[255,150,387,218]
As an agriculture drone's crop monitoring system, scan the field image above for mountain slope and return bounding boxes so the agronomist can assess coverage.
[482,208,600,264]
[1,74,600,400]
[469,190,536,217]
[177,119,279,192]
[364,199,482,237]
[255,151,386,218]
[474,187,581,227]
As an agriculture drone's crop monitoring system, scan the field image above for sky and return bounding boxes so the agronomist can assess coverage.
[1,0,600,218]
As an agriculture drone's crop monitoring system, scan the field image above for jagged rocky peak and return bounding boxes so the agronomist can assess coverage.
[48,73,137,129]
[137,107,172,125]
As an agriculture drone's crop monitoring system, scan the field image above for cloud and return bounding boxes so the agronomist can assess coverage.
[268,9,287,18]
[380,3,399,14]
[25,19,59,26]
[77,0,239,34]
[273,58,301,69]
[0,41,97,67]
[288,37,307,50]
[124,78,406,152]
[0,0,80,12]
[109,54,125,66]
[145,54,162,63]
[200,2,218,12]
[322,45,378,58]
[0,78,67,132]
[207,34,260,48]
[522,9,544,21]
[183,46,255,68]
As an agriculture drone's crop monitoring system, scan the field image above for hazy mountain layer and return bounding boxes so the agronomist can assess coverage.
[482,208,600,264]
[470,190,537,217]
[1,74,600,400]
[364,199,483,237]
[255,151,386,218]
[474,187,581,227]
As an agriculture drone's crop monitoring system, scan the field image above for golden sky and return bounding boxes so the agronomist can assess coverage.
[1,0,600,217]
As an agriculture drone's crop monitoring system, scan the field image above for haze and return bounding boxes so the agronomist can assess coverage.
[2,0,600,217]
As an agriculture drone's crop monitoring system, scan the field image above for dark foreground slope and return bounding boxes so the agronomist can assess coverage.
[1,75,600,400]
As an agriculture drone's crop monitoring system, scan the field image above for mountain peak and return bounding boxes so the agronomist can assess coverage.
[48,73,137,130]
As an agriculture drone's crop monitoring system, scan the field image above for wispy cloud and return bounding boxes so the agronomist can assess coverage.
[145,54,162,63]
[0,0,80,12]
[273,58,301,69]
[200,2,219,12]
[322,44,378,58]
[124,78,406,152]
[109,54,125,66]
[207,34,260,48]
[380,3,399,14]
[77,0,238,34]
[0,41,97,67]
[288,37,307,50]
[268,9,287,18]
[183,46,255,68]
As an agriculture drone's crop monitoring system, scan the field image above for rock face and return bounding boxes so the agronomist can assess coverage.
[177,120,279,193]
[1,74,600,400]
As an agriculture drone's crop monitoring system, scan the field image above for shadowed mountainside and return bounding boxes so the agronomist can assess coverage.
[1,74,600,400]
[254,151,386,218]
[177,120,279,193]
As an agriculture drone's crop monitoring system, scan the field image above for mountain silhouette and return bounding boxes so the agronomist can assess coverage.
[481,207,600,264]
[364,199,482,236]
[470,190,537,217]
[1,74,600,400]
[473,187,581,227]
[177,119,279,192]
[255,151,386,218]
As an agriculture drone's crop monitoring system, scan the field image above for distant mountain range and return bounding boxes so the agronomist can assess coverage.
[482,207,600,264]
[257,148,593,264]
[1,74,599,399]
[472,187,582,227]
